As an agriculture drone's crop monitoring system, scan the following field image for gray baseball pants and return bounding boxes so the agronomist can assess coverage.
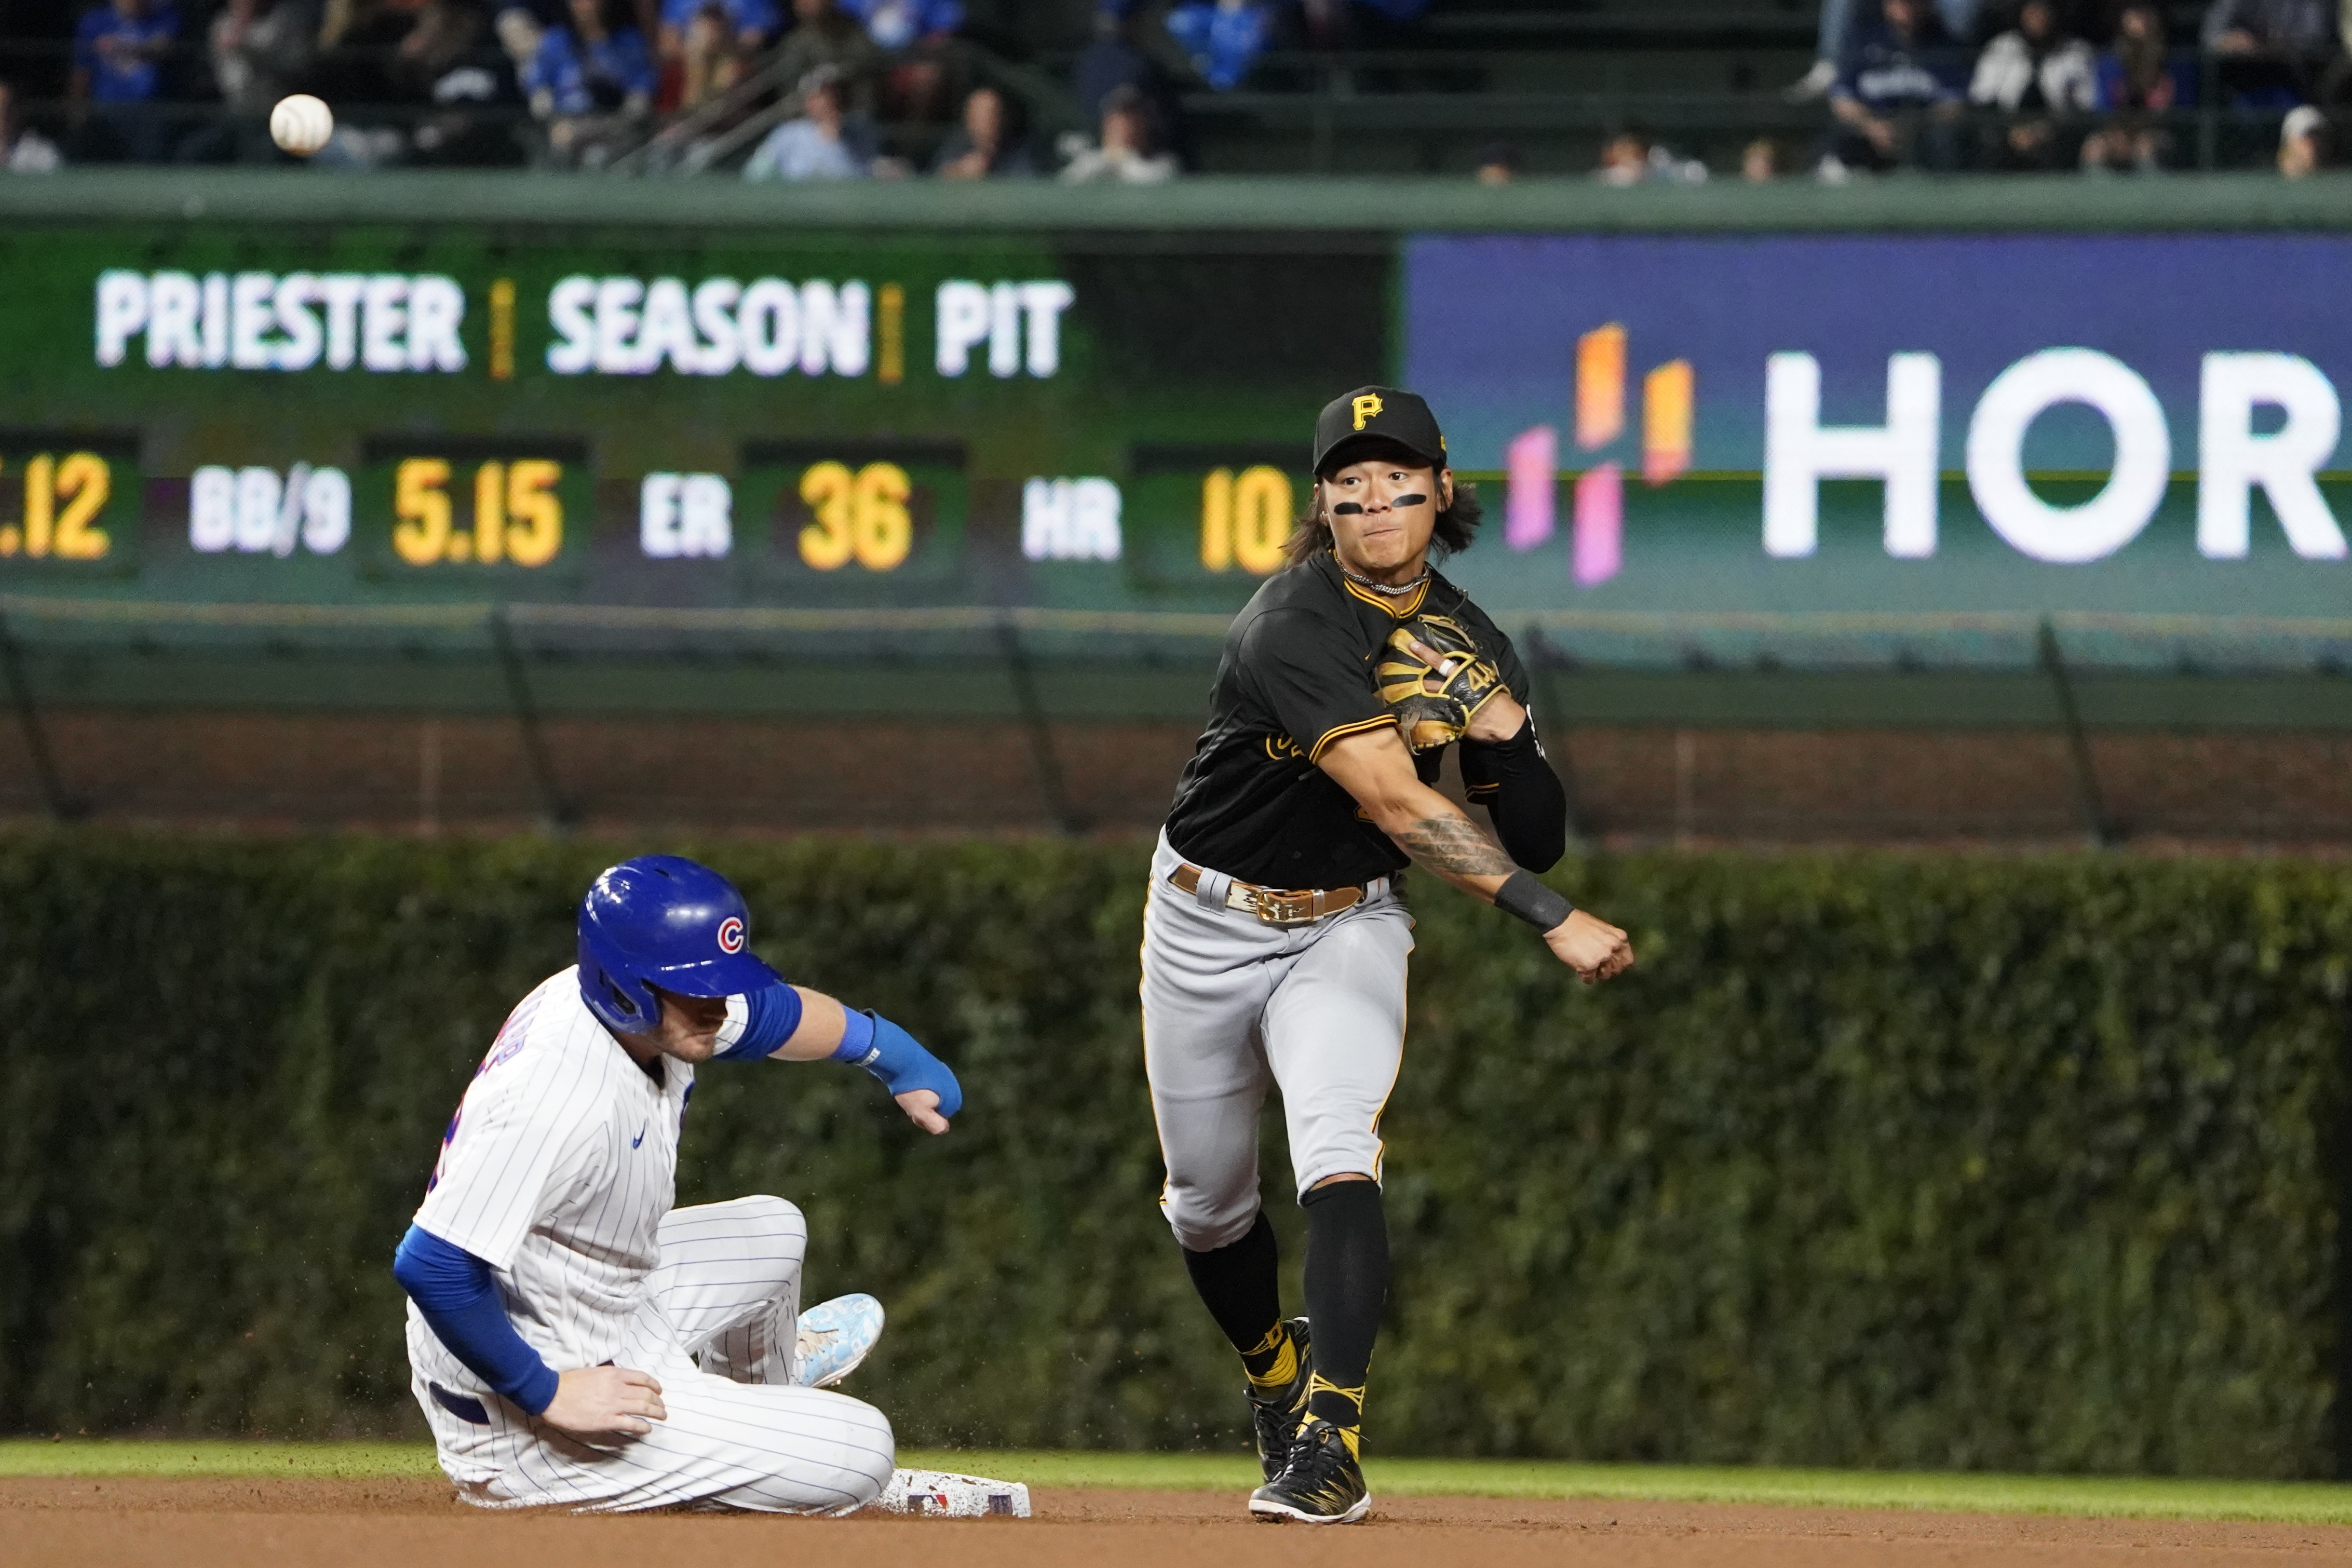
[1142,830,1415,1252]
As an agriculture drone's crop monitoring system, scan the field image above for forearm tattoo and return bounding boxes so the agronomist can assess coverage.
[1393,812,1517,878]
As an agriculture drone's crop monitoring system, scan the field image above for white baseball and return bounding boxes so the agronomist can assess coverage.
[269,94,334,157]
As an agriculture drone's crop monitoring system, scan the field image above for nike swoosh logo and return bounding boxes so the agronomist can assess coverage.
[631,1127,646,1148]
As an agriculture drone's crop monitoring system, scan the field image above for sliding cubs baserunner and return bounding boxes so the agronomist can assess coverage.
[392,854,1023,1517]
[1144,387,1637,1524]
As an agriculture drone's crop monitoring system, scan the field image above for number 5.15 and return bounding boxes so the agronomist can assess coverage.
[393,458,563,567]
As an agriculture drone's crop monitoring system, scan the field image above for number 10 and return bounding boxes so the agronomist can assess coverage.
[1200,466,1293,575]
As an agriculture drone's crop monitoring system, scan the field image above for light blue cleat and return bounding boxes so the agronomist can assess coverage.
[793,1293,885,1389]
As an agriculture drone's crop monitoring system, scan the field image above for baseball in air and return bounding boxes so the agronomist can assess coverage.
[269,94,334,156]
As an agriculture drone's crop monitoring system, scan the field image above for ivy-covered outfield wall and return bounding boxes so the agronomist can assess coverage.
[0,833,2346,1476]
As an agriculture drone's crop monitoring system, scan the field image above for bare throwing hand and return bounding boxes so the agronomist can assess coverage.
[1544,909,1634,984]
[542,1366,666,1438]
[896,1087,950,1136]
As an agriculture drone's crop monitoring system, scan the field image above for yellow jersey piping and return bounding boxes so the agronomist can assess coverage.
[1308,713,1398,762]
[1342,574,1430,619]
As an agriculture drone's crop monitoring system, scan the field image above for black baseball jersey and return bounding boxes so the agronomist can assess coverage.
[1164,550,1531,890]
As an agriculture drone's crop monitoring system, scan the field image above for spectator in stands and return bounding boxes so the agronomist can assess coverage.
[1299,0,1344,48]
[177,0,316,162]
[2278,99,2330,169]
[1821,0,1967,173]
[667,6,728,110]
[1472,140,1517,183]
[411,18,526,165]
[1596,128,1707,184]
[842,0,960,123]
[1742,136,1780,180]
[70,0,180,162]
[771,0,880,115]
[2202,0,2335,102]
[1060,81,1174,181]
[316,0,407,97]
[1595,130,1647,185]
[2093,1,2181,111]
[657,0,775,111]
[2327,0,2352,103]
[1166,0,1273,92]
[495,6,546,96]
[1,80,65,171]
[1790,0,1982,98]
[744,61,870,176]
[1969,0,2095,168]
[931,81,1033,175]
[2079,0,2179,168]
[389,0,486,99]
[840,0,959,49]
[1076,1,1147,116]
[522,0,655,166]
[1075,0,1183,141]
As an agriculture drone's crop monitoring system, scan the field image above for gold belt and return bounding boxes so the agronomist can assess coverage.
[1171,863,1364,927]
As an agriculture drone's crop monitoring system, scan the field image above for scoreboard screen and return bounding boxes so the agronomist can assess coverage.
[14,214,2335,676]
[0,224,1388,624]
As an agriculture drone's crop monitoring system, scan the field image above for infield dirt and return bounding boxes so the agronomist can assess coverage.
[7,1477,2352,1567]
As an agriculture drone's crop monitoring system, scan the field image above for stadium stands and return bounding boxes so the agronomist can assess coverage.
[0,0,2341,178]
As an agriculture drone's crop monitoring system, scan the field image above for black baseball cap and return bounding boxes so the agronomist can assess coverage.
[1312,386,1449,476]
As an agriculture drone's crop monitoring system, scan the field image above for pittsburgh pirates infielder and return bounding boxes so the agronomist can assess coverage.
[393,855,1021,1516]
[1146,387,1636,1524]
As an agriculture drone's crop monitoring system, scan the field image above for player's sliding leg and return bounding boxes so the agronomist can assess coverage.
[1248,901,1411,1524]
[653,1195,809,1385]
[522,1362,899,1513]
[653,1194,884,1391]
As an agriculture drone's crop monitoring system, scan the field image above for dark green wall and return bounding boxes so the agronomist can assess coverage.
[2,831,2345,1474]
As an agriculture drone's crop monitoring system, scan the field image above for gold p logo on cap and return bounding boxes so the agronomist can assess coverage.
[1351,393,1384,430]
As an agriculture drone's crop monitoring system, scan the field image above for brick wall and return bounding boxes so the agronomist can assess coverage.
[5,708,2350,847]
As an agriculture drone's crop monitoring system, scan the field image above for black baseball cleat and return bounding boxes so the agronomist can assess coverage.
[1247,1317,1313,1483]
[1248,1417,1371,1524]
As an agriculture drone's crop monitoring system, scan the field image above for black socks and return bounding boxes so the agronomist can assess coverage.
[1181,1187,1389,1454]
[1301,1178,1388,1449]
[1181,1210,1285,1366]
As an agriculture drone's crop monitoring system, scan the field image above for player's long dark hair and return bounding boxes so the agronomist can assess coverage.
[1283,440,1483,569]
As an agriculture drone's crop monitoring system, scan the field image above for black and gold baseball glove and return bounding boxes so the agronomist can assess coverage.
[1375,614,1505,751]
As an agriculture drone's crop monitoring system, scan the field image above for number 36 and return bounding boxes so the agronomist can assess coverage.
[798,461,912,572]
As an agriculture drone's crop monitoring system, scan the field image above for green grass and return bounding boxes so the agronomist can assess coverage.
[0,1441,442,1480]
[7,1441,2352,1525]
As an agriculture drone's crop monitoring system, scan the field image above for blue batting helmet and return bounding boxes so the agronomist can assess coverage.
[576,855,782,1035]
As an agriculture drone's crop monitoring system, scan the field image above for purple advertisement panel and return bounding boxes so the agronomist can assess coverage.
[1403,234,2352,646]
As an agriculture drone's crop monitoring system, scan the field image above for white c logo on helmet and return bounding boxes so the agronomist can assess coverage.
[717,916,746,954]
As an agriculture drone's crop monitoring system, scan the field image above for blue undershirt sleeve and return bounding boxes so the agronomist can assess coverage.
[391,1223,561,1416]
[713,981,806,1062]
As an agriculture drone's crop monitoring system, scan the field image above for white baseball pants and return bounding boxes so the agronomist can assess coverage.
[413,1195,896,1513]
[1142,831,1415,1253]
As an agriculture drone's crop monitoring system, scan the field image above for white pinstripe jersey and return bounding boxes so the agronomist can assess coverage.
[408,967,711,1388]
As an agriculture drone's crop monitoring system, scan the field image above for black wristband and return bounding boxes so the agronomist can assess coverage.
[1494,869,1573,932]
[1463,711,1540,758]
